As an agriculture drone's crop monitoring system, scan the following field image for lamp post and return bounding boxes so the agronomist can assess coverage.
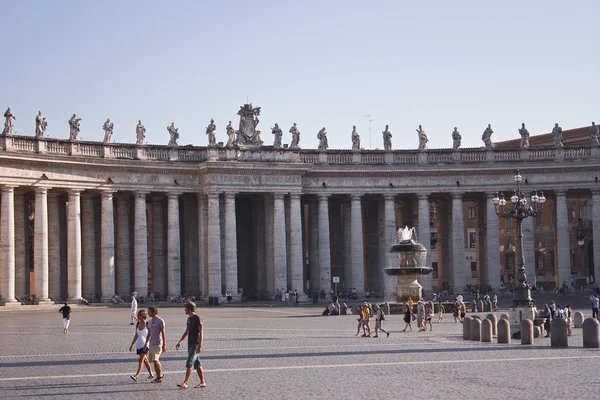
[492,170,545,307]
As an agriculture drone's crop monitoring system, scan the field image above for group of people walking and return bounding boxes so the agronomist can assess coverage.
[128,303,207,389]
[402,297,434,332]
[355,302,389,338]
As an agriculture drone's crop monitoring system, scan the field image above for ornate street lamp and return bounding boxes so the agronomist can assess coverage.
[492,170,545,307]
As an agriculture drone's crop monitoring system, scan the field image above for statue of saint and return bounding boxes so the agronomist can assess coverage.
[167,122,179,147]
[519,123,530,148]
[482,124,494,148]
[35,111,47,138]
[68,114,82,140]
[2,107,16,135]
[590,122,599,147]
[254,130,264,145]
[289,123,300,149]
[351,125,361,150]
[102,118,113,143]
[551,123,564,147]
[317,127,328,150]
[226,121,236,148]
[452,127,461,150]
[382,125,392,151]
[206,118,216,147]
[416,125,428,150]
[271,123,283,148]
[136,120,146,145]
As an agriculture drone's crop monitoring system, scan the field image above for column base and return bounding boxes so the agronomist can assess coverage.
[0,299,22,307]
[34,299,55,306]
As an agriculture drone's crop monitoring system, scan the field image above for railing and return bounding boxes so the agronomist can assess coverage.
[1,135,599,166]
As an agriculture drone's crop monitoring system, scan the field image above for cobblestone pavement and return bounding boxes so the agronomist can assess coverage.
[0,305,598,400]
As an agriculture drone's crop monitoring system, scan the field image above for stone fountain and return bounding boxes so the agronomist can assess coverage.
[384,226,433,302]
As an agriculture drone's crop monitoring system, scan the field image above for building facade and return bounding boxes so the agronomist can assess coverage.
[1,134,599,305]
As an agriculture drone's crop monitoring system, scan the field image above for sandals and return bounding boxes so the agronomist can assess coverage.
[152,375,164,383]
[147,375,155,380]
[177,383,188,389]
[194,382,207,388]
[130,375,138,382]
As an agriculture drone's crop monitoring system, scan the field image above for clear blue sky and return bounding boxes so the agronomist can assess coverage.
[2,1,598,149]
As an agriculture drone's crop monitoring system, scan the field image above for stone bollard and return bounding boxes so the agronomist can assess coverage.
[582,318,600,348]
[478,300,484,312]
[340,303,347,315]
[520,319,534,345]
[463,316,472,340]
[501,313,509,321]
[550,318,568,347]
[486,313,497,336]
[471,315,481,320]
[385,302,391,316]
[574,312,584,328]
[481,318,493,343]
[471,301,476,313]
[497,318,511,344]
[470,317,482,341]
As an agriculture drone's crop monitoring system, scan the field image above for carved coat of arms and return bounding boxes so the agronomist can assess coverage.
[236,103,263,146]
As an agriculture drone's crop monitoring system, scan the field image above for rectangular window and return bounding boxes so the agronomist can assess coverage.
[471,262,477,278]
[468,207,476,219]
[432,262,438,279]
[430,230,438,249]
[468,230,476,249]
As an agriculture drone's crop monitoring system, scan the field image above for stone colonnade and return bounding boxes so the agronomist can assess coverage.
[1,186,600,304]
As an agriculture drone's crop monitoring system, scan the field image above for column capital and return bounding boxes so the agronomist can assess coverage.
[167,191,182,199]
[451,192,464,200]
[350,194,362,202]
[289,193,302,201]
[417,193,429,201]
[555,189,568,197]
[67,188,82,196]
[1,185,17,192]
[317,193,330,201]
[101,189,116,198]
[592,189,600,196]
[383,194,396,201]
[206,192,220,200]
[273,193,286,201]
[224,192,237,200]
[135,191,150,199]
[33,187,49,195]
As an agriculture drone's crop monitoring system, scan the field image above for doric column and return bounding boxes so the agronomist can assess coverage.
[224,192,238,296]
[555,190,570,288]
[350,194,365,292]
[197,193,207,297]
[522,213,536,288]
[289,193,304,293]
[318,194,331,293]
[67,189,82,301]
[14,192,27,298]
[151,195,165,297]
[0,186,18,304]
[115,194,131,295]
[383,195,397,302]
[167,192,181,298]
[418,194,432,292]
[307,197,319,295]
[34,188,51,302]
[207,193,221,297]
[48,193,61,299]
[100,191,115,302]
[81,193,96,299]
[451,193,467,292]
[342,200,352,290]
[593,191,600,282]
[273,194,288,291]
[133,191,149,297]
[485,193,500,289]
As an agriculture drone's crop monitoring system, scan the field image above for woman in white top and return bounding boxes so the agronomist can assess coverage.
[129,309,154,381]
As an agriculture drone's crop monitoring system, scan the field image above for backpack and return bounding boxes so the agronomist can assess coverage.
[366,304,374,318]
[379,309,385,321]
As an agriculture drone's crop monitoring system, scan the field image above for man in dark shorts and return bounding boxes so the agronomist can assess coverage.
[175,302,206,389]
[58,301,71,334]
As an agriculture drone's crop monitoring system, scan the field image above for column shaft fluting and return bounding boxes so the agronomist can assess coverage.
[451,193,466,291]
[81,194,96,299]
[224,193,238,295]
[317,194,331,293]
[34,188,50,301]
[207,193,222,297]
[167,193,181,297]
[289,194,304,293]
[485,193,500,290]
[418,194,432,292]
[555,190,570,287]
[67,190,82,300]
[1,186,17,303]
[307,199,319,295]
[134,192,148,297]
[273,194,287,291]
[101,191,115,301]
[197,193,207,297]
[14,193,27,297]
[151,196,165,297]
[350,195,364,292]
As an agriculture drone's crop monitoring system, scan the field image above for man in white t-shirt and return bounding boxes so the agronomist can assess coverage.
[456,294,463,303]
[131,295,138,325]
[591,294,600,320]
